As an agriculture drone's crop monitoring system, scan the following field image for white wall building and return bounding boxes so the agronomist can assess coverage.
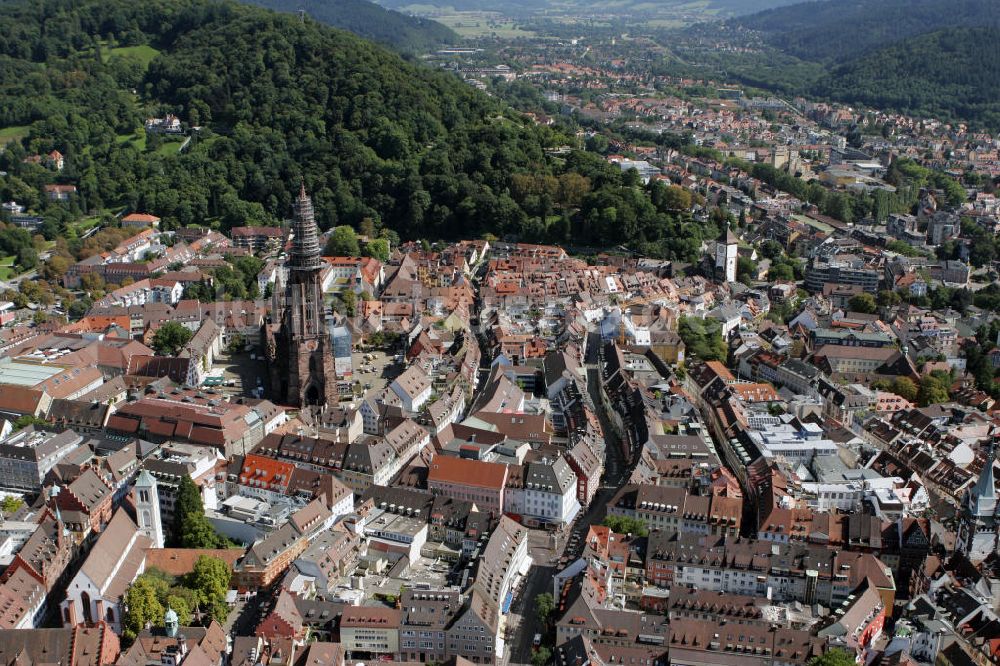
[520,457,581,526]
[61,511,150,633]
[132,470,164,549]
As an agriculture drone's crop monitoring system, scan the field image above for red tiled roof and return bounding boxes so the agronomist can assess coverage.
[122,213,161,223]
[0,385,46,415]
[144,548,244,577]
[428,456,507,490]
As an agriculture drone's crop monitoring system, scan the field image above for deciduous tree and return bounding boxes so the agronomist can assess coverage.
[152,321,193,356]
[123,577,165,643]
[325,226,359,257]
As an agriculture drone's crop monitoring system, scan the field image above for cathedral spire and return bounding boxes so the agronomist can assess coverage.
[289,185,323,271]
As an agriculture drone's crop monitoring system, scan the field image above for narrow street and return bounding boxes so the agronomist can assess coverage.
[506,337,632,665]
[505,563,554,665]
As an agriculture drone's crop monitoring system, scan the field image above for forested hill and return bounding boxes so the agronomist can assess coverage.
[701,0,1000,129]
[0,0,551,240]
[244,0,457,53]
[734,0,998,62]
[816,27,1000,131]
[0,0,724,258]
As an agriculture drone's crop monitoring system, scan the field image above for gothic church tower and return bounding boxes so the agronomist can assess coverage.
[269,185,338,407]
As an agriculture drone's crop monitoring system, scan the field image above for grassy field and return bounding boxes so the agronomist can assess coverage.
[444,15,535,38]
[117,129,147,151]
[0,125,29,145]
[398,8,536,37]
[68,216,103,238]
[155,139,185,156]
[105,44,161,69]
[0,256,17,281]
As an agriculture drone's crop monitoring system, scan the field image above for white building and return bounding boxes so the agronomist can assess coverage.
[748,422,839,465]
[133,470,164,549]
[388,365,432,413]
[716,227,738,284]
[509,457,581,526]
[61,511,150,632]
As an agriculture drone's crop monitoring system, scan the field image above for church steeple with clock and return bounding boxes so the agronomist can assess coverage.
[268,184,338,407]
[715,225,738,284]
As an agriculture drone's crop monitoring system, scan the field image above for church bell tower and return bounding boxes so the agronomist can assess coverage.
[716,225,738,284]
[269,185,338,407]
[133,470,163,549]
[957,440,998,562]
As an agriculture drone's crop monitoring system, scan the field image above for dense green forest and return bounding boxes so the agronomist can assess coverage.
[734,0,998,62]
[0,0,728,261]
[673,0,1000,130]
[374,0,814,16]
[816,27,1000,132]
[244,0,457,53]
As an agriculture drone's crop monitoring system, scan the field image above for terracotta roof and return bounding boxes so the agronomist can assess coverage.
[813,345,897,361]
[391,365,431,401]
[0,567,44,629]
[340,605,401,628]
[63,468,113,511]
[122,213,161,223]
[144,548,245,577]
[231,225,283,238]
[731,382,780,403]
[127,355,191,383]
[0,385,46,415]
[240,454,294,492]
[78,510,150,601]
[705,360,735,382]
[0,623,119,666]
[428,456,508,490]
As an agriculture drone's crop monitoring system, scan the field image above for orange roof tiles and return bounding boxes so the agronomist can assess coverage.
[428,456,508,490]
[122,213,161,223]
[705,361,735,382]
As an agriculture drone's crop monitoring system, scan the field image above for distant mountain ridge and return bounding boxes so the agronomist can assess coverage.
[245,0,458,52]
[734,0,999,62]
[375,0,817,17]
[815,26,1000,129]
[696,0,1000,128]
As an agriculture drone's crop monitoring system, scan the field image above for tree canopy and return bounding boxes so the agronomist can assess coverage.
[0,0,728,258]
[848,293,876,314]
[187,555,231,622]
[325,226,360,257]
[171,474,229,549]
[678,316,728,363]
[602,515,649,537]
[122,576,165,643]
[807,649,857,666]
[151,321,193,356]
[245,0,458,54]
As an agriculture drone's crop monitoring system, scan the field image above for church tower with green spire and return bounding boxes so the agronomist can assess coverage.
[957,440,998,562]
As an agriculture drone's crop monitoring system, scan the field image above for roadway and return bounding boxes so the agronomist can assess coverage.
[505,338,632,665]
